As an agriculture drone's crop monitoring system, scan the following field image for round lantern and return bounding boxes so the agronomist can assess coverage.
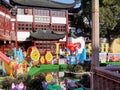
[45,73,53,83]
[45,51,53,64]
[30,49,40,61]
[40,56,45,64]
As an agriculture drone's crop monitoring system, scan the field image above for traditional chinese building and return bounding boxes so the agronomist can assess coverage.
[9,0,75,55]
[0,0,17,53]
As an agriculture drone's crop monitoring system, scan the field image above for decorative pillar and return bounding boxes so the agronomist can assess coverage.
[91,0,99,90]
[55,43,60,85]
[15,7,18,50]
[66,10,68,45]
[32,8,35,31]
[55,43,60,64]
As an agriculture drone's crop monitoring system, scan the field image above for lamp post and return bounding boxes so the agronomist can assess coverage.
[91,0,99,90]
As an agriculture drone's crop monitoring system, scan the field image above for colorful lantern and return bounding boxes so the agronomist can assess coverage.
[40,56,45,64]
[45,51,53,64]
[45,73,53,83]
[30,50,40,61]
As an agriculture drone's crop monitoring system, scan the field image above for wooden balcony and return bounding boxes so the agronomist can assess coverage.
[93,66,120,90]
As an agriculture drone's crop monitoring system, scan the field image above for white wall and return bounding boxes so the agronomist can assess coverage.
[17,15,33,22]
[17,31,30,41]
[34,15,50,23]
[0,11,5,16]
[59,35,66,41]
[0,11,10,19]
[52,17,66,24]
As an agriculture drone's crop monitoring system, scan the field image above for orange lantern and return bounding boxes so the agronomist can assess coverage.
[22,63,26,74]
[26,46,40,63]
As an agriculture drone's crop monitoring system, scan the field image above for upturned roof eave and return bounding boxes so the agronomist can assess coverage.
[1,0,13,9]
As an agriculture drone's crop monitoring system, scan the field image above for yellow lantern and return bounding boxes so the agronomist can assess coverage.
[105,43,109,53]
[26,46,40,62]
[30,50,40,61]
[45,73,53,83]
[40,56,45,64]
[55,43,60,54]
[45,51,53,64]
[101,43,105,52]
[87,43,92,53]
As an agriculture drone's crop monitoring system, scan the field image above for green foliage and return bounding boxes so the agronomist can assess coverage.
[67,63,91,73]
[74,0,120,42]
[74,0,92,34]
[28,73,45,90]
[1,76,16,90]
[15,74,31,86]
[1,73,45,90]
[100,0,120,41]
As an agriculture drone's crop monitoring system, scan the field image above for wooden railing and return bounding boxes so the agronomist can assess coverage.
[93,66,120,90]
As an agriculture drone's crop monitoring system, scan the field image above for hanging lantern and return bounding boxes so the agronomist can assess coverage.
[4,41,6,44]
[9,40,11,44]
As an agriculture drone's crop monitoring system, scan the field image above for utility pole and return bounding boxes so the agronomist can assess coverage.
[91,0,99,90]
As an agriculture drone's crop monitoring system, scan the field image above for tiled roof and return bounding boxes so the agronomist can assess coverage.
[10,0,76,9]
[30,30,65,40]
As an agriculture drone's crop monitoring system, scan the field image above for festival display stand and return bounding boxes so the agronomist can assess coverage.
[26,43,67,89]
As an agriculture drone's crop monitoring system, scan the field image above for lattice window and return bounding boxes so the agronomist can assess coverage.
[35,23,50,30]
[52,10,66,17]
[5,18,11,31]
[18,22,32,31]
[18,8,32,15]
[34,9,49,16]
[59,41,66,51]
[52,24,66,32]
[17,8,24,15]
[0,15,4,30]
[36,41,57,55]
